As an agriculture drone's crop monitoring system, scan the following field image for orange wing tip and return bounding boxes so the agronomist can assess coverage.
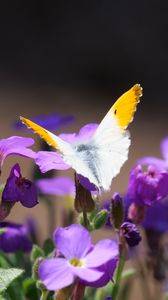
[19,116,59,149]
[20,116,31,128]
[132,84,143,97]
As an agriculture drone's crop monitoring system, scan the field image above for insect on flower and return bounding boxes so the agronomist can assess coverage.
[20,84,142,192]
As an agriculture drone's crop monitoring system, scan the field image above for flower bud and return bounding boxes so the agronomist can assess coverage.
[0,201,15,221]
[74,173,95,213]
[93,209,108,229]
[111,193,124,229]
[120,222,142,247]
[32,257,44,280]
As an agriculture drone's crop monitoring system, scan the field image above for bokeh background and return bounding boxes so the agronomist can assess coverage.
[1,1,168,246]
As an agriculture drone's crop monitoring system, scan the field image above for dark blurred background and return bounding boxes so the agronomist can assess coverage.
[0,1,167,110]
[1,1,168,242]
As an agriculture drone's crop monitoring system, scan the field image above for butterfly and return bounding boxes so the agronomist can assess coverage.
[20,84,142,192]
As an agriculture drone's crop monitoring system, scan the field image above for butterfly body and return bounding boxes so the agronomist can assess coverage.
[20,84,142,192]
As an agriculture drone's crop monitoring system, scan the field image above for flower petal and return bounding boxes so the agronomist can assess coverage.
[59,123,98,143]
[85,239,118,267]
[54,224,91,259]
[35,151,70,172]
[138,157,167,169]
[161,137,168,161]
[80,258,118,287]
[0,136,36,166]
[2,164,38,208]
[0,222,32,253]
[38,258,74,291]
[14,114,75,131]
[78,174,97,192]
[36,176,75,196]
[71,266,103,282]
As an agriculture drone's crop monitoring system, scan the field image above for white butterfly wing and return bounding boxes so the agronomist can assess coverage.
[88,112,131,191]
[20,84,142,192]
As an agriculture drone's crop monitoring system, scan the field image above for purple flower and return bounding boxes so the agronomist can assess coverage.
[59,123,98,143]
[35,123,98,173]
[38,224,118,291]
[81,257,118,288]
[35,151,70,172]
[2,163,38,208]
[127,165,168,206]
[120,222,142,247]
[14,113,75,131]
[138,136,168,169]
[143,197,168,233]
[36,176,75,196]
[0,221,32,252]
[0,136,36,167]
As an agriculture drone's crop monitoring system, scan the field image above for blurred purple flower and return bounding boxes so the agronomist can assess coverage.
[36,176,75,196]
[138,136,168,169]
[0,221,32,252]
[127,165,168,206]
[14,113,75,131]
[120,222,142,247]
[35,151,70,172]
[143,197,168,233]
[38,224,118,290]
[0,136,36,167]
[59,123,98,143]
[35,123,98,173]
[77,174,97,192]
[2,163,38,208]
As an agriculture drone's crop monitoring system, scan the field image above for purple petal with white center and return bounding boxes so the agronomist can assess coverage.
[161,137,168,161]
[35,151,70,172]
[85,239,118,268]
[0,136,36,166]
[138,157,167,169]
[59,123,98,143]
[71,266,104,282]
[54,224,91,259]
[38,258,74,291]
[36,176,75,196]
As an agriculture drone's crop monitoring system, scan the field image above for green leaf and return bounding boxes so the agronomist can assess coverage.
[0,253,11,268]
[31,245,44,262]
[43,239,55,257]
[0,268,24,293]
[22,278,40,300]
[121,268,136,280]
[0,229,6,235]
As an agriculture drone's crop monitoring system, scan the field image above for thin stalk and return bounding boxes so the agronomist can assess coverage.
[83,211,88,229]
[40,290,48,300]
[111,256,125,300]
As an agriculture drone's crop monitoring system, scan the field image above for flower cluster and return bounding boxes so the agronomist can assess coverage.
[1,111,168,300]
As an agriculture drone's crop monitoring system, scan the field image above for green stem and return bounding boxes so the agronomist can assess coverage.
[40,290,48,300]
[111,256,125,300]
[83,211,88,229]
